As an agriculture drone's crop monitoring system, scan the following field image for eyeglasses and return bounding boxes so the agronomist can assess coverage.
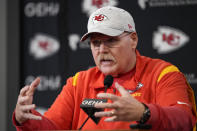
[89,32,131,50]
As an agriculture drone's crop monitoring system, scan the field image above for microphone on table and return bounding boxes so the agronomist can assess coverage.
[79,75,113,130]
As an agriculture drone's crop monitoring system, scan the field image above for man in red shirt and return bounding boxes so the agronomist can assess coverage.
[13,6,197,130]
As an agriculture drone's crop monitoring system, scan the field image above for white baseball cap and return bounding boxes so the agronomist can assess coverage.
[81,6,136,42]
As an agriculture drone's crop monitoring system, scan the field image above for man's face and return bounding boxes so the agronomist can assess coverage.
[90,32,138,77]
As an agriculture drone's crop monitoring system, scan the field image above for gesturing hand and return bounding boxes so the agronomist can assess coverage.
[94,82,145,122]
[15,77,42,124]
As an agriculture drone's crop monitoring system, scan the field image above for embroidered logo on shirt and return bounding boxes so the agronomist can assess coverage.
[127,82,143,94]
[132,93,142,97]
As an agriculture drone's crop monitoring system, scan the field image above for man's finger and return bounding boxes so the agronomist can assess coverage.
[21,104,36,112]
[18,96,29,105]
[97,93,119,101]
[20,86,30,96]
[23,113,42,120]
[26,77,40,96]
[104,116,117,122]
[95,102,118,109]
[94,111,114,117]
[115,82,130,96]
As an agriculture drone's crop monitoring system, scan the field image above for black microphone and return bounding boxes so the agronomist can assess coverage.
[104,75,113,92]
[79,75,114,130]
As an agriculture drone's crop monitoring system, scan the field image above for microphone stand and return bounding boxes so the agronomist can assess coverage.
[78,116,90,130]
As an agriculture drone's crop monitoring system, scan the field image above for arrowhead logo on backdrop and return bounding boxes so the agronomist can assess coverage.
[153,26,189,54]
[82,0,118,17]
[30,33,60,59]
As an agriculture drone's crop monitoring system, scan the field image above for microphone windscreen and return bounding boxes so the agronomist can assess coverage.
[104,75,113,88]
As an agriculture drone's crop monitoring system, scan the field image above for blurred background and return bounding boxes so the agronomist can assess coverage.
[1,0,197,130]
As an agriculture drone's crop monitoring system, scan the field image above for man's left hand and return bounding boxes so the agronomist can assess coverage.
[94,82,145,122]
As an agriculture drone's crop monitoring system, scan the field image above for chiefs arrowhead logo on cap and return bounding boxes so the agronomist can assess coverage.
[92,14,108,24]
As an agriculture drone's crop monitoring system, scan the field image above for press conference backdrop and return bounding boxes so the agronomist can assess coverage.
[21,0,197,112]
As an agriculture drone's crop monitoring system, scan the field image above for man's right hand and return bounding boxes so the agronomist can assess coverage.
[15,77,42,124]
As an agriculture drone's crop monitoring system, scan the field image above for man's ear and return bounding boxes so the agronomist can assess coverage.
[130,32,138,49]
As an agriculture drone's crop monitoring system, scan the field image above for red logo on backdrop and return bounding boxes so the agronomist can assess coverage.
[92,0,109,8]
[39,41,50,50]
[162,33,180,46]
[94,14,105,21]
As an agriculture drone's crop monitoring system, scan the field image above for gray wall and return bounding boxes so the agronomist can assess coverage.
[0,0,20,130]
[0,0,7,130]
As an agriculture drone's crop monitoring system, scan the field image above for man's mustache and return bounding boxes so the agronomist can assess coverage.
[98,54,116,62]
